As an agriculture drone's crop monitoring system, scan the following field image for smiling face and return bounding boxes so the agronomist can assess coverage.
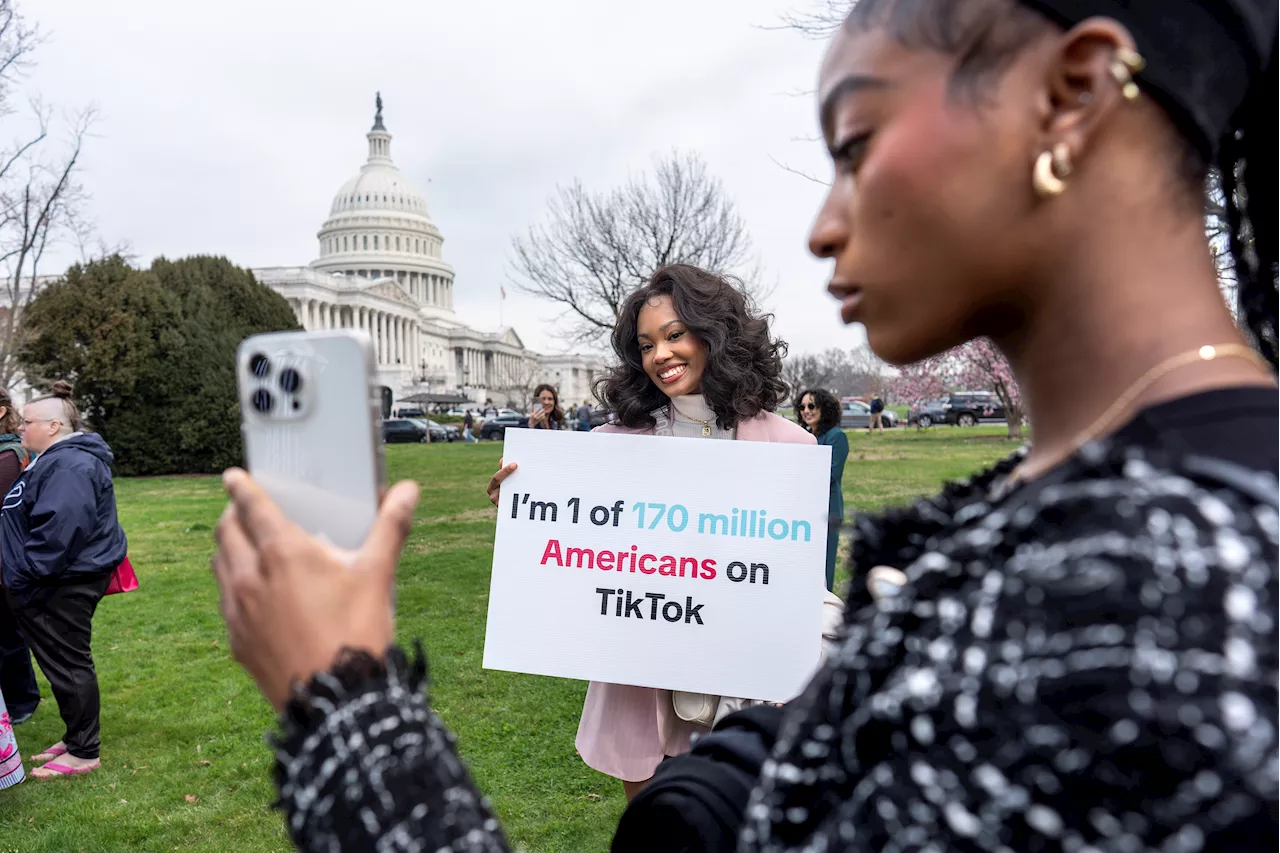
[808,22,1050,365]
[537,389,556,410]
[636,294,708,399]
[799,393,822,428]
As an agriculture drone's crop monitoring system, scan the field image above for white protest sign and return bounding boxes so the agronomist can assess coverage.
[482,428,831,701]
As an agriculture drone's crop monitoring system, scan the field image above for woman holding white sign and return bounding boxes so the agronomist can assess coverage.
[488,263,816,800]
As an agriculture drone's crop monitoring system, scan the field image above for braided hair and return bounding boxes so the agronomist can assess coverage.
[1219,49,1277,368]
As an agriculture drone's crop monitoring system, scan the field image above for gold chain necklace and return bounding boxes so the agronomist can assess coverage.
[670,403,714,437]
[1008,343,1271,486]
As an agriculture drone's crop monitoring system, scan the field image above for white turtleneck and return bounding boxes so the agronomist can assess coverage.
[655,394,735,440]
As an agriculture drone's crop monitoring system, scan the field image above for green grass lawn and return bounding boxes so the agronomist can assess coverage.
[0,425,1020,852]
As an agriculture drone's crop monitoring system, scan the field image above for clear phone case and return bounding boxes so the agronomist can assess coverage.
[237,329,385,550]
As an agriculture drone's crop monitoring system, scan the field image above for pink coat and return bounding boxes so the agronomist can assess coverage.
[575,410,816,782]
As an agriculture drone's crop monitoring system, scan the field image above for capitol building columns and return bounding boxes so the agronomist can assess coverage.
[286,296,423,369]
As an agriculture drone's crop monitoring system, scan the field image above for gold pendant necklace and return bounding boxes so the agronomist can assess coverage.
[1008,343,1271,487]
[671,404,713,437]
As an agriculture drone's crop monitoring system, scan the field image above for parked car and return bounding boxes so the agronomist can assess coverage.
[943,392,1005,426]
[394,406,427,419]
[497,408,522,419]
[428,419,461,441]
[908,399,950,428]
[480,414,529,440]
[567,409,613,431]
[407,418,452,443]
[382,418,428,444]
[839,399,898,429]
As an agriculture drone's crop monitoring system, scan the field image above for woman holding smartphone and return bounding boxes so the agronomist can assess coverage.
[526,384,563,430]
[210,1,1275,850]
[489,264,813,800]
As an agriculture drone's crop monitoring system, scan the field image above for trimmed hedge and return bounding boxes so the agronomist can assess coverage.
[18,255,301,475]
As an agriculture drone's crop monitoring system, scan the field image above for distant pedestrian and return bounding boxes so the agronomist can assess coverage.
[577,400,592,432]
[0,388,36,727]
[796,388,848,591]
[462,410,478,443]
[868,395,885,434]
[3,381,127,779]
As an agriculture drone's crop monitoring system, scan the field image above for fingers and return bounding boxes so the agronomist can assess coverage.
[486,462,518,507]
[212,502,257,624]
[487,463,518,491]
[214,501,258,582]
[223,468,294,547]
[361,480,420,577]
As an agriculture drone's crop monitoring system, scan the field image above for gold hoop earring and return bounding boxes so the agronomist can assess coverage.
[1033,143,1072,198]
[1109,47,1145,101]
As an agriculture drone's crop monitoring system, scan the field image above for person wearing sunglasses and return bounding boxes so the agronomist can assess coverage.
[795,388,847,591]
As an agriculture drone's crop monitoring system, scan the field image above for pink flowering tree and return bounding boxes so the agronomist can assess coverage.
[954,339,1024,438]
[889,339,1026,439]
[889,358,950,407]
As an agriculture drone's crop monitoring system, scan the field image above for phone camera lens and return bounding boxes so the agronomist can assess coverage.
[279,368,302,394]
[250,388,274,413]
[249,353,271,378]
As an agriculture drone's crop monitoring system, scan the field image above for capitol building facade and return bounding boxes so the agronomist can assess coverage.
[253,99,606,410]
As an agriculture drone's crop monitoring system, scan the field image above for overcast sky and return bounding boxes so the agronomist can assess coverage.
[29,0,863,357]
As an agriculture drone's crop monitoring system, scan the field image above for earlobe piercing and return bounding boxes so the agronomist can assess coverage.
[1032,142,1073,198]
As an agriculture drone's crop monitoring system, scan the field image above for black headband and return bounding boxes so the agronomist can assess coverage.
[1016,0,1277,159]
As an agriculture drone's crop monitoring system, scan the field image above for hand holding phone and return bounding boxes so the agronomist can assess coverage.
[213,470,418,710]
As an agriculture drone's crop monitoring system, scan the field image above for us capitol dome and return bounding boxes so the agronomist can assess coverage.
[254,94,604,410]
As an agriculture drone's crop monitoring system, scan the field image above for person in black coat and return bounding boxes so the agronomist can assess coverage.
[2,381,126,779]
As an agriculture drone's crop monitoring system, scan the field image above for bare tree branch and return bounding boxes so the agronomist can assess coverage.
[0,1,97,389]
[509,150,765,347]
[767,154,830,187]
[783,345,888,400]
[767,0,852,38]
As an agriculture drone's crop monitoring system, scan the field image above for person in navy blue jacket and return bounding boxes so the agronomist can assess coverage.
[1,381,126,779]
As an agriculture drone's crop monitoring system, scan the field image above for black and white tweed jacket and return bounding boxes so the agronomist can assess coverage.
[273,441,1278,853]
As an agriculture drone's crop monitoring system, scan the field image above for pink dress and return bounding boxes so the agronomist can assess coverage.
[574,406,816,781]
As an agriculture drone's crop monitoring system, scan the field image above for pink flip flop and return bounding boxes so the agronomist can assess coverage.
[30,744,66,763]
[32,761,97,779]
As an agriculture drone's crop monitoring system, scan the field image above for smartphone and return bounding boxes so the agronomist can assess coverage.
[236,329,385,550]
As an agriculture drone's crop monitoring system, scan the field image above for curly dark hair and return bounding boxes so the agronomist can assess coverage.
[0,387,17,435]
[596,264,788,430]
[794,388,841,436]
[531,383,564,428]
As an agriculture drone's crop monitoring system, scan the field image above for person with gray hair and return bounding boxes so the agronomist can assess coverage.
[1,381,127,779]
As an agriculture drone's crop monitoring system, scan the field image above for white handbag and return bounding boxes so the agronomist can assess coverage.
[671,691,718,726]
